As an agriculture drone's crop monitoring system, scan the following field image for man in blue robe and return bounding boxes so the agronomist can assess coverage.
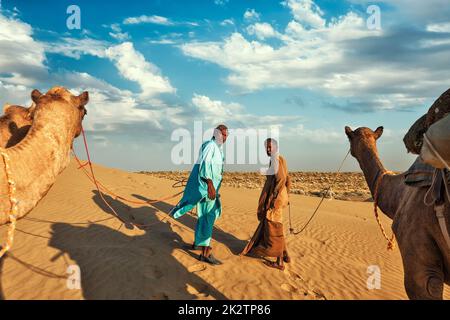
[171,124,228,265]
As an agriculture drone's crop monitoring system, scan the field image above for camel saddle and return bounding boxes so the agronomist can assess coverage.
[405,157,449,188]
[405,157,450,250]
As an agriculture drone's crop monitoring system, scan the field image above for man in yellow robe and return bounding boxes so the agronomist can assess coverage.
[241,138,291,270]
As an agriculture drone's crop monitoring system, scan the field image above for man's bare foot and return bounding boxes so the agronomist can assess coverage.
[264,261,285,271]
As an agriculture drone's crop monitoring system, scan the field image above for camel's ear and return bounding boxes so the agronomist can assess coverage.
[31,89,42,104]
[3,103,12,114]
[374,126,384,140]
[345,126,354,139]
[77,91,89,106]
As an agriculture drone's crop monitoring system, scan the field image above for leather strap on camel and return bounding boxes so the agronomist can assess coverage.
[422,134,450,251]
[0,149,18,259]
[373,170,396,251]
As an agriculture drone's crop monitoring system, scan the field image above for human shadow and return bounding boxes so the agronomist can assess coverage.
[91,189,153,230]
[48,218,228,299]
[132,194,247,255]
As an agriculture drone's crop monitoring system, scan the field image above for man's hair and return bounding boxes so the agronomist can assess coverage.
[265,138,278,147]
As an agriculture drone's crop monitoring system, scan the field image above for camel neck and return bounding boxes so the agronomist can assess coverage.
[356,144,398,219]
[357,145,386,197]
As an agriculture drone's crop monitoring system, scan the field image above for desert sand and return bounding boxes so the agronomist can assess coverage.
[0,160,449,300]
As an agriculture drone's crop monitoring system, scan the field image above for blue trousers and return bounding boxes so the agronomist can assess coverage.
[194,198,221,247]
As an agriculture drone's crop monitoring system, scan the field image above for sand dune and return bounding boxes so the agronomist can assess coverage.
[0,160,449,300]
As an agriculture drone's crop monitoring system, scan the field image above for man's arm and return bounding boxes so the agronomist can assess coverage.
[201,177,216,200]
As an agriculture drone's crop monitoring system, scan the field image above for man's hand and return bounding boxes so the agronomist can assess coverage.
[206,179,216,200]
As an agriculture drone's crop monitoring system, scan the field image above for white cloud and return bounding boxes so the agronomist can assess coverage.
[246,22,280,40]
[426,22,450,33]
[244,9,260,22]
[288,124,343,144]
[282,0,325,28]
[191,94,301,128]
[108,23,130,41]
[45,37,109,59]
[0,81,31,106]
[149,39,177,45]
[81,86,183,132]
[181,0,450,111]
[123,15,174,26]
[192,94,243,124]
[0,11,182,136]
[105,42,175,99]
[0,13,47,86]
[220,19,235,27]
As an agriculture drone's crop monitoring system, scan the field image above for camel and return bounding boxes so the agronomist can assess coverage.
[345,126,450,300]
[0,87,88,226]
[0,102,35,148]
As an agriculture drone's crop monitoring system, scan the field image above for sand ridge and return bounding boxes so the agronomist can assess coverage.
[0,160,449,299]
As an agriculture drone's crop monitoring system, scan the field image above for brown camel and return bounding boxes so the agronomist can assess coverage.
[345,126,450,300]
[0,102,35,148]
[0,87,88,226]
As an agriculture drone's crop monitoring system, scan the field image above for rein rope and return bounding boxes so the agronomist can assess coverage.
[289,149,351,236]
[68,126,186,229]
[373,170,396,251]
[0,150,18,259]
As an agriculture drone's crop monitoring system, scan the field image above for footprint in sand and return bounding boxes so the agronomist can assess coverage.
[186,283,209,298]
[312,289,327,300]
[188,264,207,273]
[286,270,305,283]
[281,283,298,293]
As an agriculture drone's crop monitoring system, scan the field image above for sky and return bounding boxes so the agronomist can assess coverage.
[0,0,449,172]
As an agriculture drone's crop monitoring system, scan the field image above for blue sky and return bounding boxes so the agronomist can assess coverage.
[1,0,450,172]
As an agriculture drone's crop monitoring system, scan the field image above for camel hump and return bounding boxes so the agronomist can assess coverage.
[3,103,12,114]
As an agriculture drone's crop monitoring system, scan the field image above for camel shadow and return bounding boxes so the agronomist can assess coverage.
[48,219,228,299]
[132,194,247,255]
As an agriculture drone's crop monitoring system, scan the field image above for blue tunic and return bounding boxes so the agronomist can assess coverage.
[171,139,224,246]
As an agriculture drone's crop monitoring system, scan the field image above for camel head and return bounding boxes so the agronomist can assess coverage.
[345,126,384,158]
[31,86,89,138]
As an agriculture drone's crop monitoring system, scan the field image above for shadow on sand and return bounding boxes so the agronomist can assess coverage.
[48,190,228,299]
[131,193,247,255]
